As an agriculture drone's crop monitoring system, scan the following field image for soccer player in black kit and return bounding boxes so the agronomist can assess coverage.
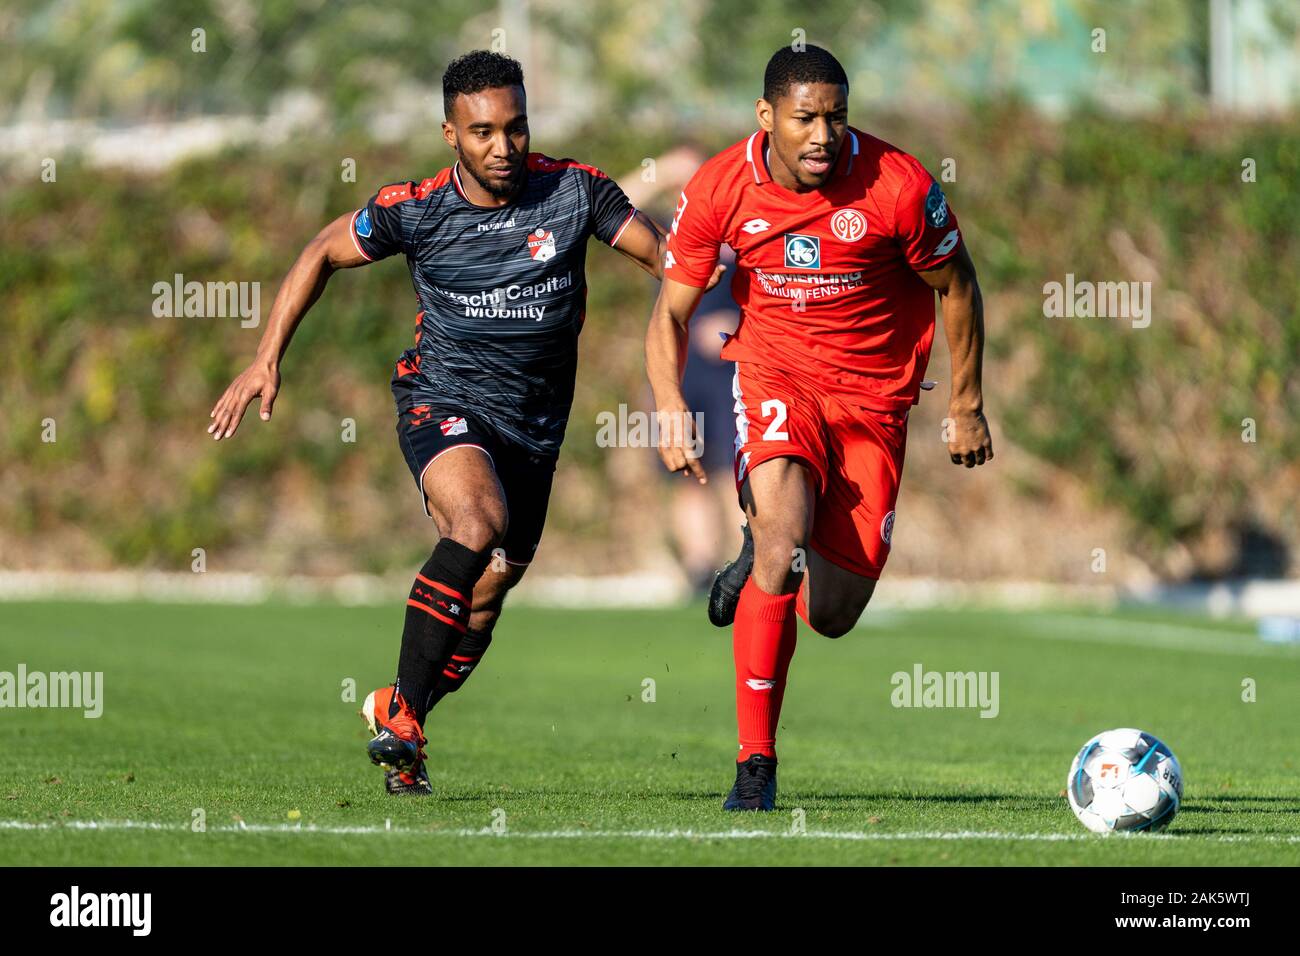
[207,51,718,795]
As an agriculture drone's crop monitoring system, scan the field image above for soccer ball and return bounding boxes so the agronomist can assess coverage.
[1066,728,1183,833]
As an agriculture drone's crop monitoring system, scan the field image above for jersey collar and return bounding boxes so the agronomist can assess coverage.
[450,160,529,209]
[746,128,859,185]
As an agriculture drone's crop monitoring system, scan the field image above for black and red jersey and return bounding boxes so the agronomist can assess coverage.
[353,154,637,454]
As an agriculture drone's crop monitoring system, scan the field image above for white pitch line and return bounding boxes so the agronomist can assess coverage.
[2,820,1299,844]
[1017,613,1298,657]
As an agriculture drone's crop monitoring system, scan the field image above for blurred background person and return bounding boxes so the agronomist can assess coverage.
[672,249,742,593]
[620,151,743,594]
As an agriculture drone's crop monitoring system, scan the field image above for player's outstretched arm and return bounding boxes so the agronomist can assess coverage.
[207,213,370,441]
[917,243,994,468]
[608,210,669,279]
[645,277,709,483]
[610,212,725,289]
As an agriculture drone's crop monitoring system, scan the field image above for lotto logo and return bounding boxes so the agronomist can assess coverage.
[931,228,960,259]
[671,193,688,234]
[440,417,468,436]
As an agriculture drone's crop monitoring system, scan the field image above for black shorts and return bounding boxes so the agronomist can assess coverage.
[394,402,557,567]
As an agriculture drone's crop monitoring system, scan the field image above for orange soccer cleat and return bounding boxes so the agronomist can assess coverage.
[361,685,427,775]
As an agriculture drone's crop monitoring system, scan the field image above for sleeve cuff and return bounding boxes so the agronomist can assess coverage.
[348,210,375,262]
[608,208,637,247]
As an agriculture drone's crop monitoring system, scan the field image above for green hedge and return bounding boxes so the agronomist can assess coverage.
[1,105,1295,576]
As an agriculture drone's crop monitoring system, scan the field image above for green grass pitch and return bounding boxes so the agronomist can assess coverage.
[1,599,1298,866]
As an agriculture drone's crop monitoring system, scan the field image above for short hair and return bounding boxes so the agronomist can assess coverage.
[442,50,525,118]
[762,44,848,104]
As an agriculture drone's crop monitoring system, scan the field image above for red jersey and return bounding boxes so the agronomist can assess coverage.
[665,127,962,411]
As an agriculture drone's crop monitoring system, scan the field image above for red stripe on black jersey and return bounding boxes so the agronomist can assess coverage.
[526,154,608,179]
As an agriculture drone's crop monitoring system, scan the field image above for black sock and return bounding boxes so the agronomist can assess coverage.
[427,628,494,712]
[395,539,490,726]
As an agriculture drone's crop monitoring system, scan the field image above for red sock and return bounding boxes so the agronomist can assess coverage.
[767,618,798,743]
[733,578,797,762]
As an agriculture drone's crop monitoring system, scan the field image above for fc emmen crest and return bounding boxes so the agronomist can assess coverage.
[528,227,556,262]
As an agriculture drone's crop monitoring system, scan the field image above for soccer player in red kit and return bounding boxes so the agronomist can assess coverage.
[645,45,993,810]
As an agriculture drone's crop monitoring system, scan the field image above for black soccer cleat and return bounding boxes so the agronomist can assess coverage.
[722,753,778,811]
[708,521,754,627]
[384,761,433,797]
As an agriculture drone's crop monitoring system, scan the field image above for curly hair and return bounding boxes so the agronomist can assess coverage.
[442,50,526,119]
[762,44,848,104]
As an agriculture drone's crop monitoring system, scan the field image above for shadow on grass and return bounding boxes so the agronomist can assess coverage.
[669,790,1061,808]
[1167,827,1291,836]
[1180,796,1300,815]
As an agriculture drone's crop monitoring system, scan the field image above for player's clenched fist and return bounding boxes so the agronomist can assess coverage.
[207,361,280,441]
[654,405,707,483]
[947,407,994,467]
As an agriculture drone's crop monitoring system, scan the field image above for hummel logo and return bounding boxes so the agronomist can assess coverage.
[741,218,771,234]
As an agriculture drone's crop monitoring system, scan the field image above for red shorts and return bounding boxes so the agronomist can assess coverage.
[731,361,909,579]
